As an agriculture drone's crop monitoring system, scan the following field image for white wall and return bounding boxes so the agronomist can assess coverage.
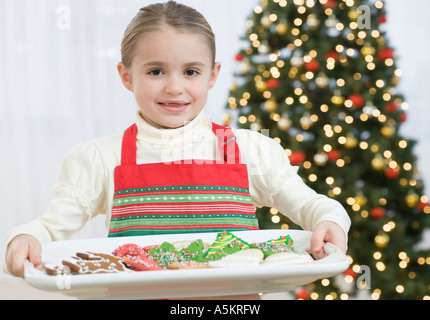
[1,0,429,270]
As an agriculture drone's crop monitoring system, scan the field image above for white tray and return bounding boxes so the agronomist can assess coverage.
[24,230,350,300]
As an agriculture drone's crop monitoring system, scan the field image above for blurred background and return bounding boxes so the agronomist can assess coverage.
[1,0,429,292]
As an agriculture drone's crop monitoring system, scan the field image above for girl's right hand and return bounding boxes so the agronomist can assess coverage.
[6,234,43,277]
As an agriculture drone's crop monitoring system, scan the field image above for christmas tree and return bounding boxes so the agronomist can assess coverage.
[226,0,430,299]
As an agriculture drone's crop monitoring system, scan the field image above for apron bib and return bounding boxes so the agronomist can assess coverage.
[108,123,259,237]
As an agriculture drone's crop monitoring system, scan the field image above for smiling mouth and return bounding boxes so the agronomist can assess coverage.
[158,102,189,107]
[158,101,190,113]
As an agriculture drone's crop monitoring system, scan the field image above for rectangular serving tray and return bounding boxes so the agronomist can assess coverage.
[24,229,350,299]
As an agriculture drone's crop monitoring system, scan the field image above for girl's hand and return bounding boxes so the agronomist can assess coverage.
[310,221,347,260]
[6,234,43,277]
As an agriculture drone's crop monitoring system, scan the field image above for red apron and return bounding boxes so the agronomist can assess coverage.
[108,122,259,237]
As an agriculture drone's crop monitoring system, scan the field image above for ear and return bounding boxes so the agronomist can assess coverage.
[208,62,221,89]
[117,62,134,92]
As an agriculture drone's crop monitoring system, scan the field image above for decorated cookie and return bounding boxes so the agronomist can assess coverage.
[167,261,211,270]
[148,241,180,267]
[62,252,126,274]
[204,230,250,261]
[177,239,207,263]
[121,257,164,271]
[112,243,147,260]
[209,249,264,268]
[251,235,295,257]
[262,251,314,266]
[44,263,71,276]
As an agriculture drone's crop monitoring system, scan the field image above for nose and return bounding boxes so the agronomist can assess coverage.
[165,74,184,96]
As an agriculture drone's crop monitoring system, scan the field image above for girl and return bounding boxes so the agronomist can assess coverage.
[5,1,350,296]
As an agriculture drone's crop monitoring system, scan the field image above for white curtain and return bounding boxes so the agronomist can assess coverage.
[1,0,429,268]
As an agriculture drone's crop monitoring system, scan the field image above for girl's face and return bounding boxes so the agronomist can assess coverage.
[118,26,221,129]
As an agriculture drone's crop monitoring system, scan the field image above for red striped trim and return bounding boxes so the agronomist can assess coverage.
[109,224,259,233]
[111,203,255,216]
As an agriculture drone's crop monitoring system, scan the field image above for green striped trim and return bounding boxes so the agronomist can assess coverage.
[114,185,250,196]
[112,193,253,207]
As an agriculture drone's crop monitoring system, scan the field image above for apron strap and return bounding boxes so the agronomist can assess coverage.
[120,122,240,165]
[121,124,138,165]
[211,123,241,164]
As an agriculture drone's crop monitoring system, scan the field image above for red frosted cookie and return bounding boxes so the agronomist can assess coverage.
[112,243,147,260]
[121,257,164,271]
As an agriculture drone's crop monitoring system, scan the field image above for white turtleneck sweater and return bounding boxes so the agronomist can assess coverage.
[4,111,350,265]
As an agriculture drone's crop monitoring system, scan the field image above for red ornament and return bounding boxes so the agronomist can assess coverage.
[399,112,407,123]
[348,93,365,108]
[325,50,340,61]
[289,151,306,166]
[370,207,385,219]
[327,149,341,162]
[305,60,320,72]
[386,102,398,113]
[323,0,338,8]
[235,53,245,61]
[417,200,430,211]
[296,288,310,300]
[378,48,394,61]
[344,268,357,278]
[267,78,280,89]
[378,15,387,24]
[385,167,400,179]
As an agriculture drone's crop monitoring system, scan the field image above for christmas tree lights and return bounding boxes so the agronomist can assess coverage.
[226,0,430,299]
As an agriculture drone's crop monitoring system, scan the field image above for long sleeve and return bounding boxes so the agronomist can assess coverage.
[236,128,351,237]
[5,140,111,246]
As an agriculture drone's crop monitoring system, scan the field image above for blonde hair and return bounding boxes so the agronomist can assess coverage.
[121,1,216,68]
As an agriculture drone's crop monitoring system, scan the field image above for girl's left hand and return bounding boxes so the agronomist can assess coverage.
[310,221,347,260]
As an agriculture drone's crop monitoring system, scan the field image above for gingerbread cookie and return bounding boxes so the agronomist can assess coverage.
[62,252,126,274]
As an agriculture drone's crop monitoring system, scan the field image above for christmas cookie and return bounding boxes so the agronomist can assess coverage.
[148,241,180,267]
[209,249,264,268]
[262,251,314,266]
[121,257,164,271]
[251,235,294,257]
[204,230,250,261]
[167,261,211,270]
[112,243,147,260]
[62,252,127,274]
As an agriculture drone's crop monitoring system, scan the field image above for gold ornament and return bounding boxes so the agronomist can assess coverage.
[255,80,268,92]
[316,73,329,89]
[331,95,345,106]
[264,99,278,112]
[361,45,376,56]
[375,234,390,249]
[405,192,419,207]
[276,20,288,36]
[354,193,368,207]
[348,9,361,21]
[314,152,329,166]
[277,116,292,131]
[371,154,386,171]
[307,14,320,30]
[223,113,231,125]
[261,14,272,28]
[381,125,396,138]
[344,135,358,149]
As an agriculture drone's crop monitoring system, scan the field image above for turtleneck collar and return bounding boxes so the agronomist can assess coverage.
[134,110,213,148]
